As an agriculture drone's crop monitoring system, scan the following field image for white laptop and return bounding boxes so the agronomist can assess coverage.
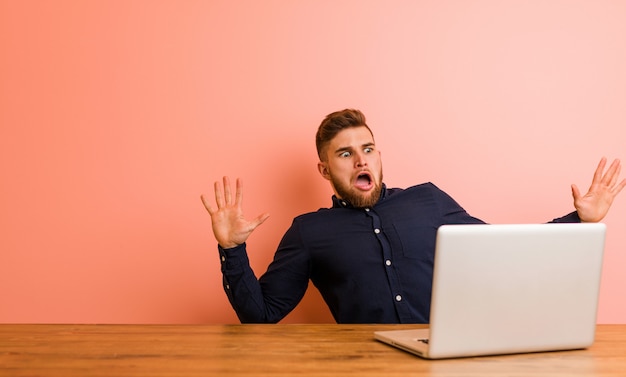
[374,223,606,359]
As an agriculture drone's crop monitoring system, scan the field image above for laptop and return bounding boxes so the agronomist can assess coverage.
[374,223,606,359]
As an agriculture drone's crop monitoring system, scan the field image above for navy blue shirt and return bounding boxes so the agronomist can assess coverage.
[218,182,580,324]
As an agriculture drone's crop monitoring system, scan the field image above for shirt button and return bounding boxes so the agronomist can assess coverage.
[341,201,347,206]
[365,208,370,212]
[395,295,402,302]
[221,256,226,262]
[385,260,392,266]
[374,228,380,234]
[225,284,230,290]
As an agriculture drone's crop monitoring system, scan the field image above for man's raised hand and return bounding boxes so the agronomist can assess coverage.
[201,177,270,249]
[572,158,626,223]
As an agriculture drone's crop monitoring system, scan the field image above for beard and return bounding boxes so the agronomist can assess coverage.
[330,169,383,208]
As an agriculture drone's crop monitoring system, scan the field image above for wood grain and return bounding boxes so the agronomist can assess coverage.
[1,324,625,376]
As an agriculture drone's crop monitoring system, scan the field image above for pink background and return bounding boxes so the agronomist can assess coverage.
[1,1,624,324]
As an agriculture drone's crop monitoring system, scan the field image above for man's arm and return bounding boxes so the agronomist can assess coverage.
[202,177,308,323]
[216,222,311,323]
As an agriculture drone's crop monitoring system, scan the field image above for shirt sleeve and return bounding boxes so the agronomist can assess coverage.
[428,183,580,224]
[548,211,581,223]
[219,220,311,323]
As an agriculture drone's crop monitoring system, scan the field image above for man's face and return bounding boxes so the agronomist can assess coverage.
[317,126,383,208]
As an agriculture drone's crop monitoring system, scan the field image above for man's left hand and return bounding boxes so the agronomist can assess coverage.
[572,157,626,222]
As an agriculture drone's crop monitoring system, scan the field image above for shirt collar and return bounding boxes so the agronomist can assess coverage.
[331,183,388,209]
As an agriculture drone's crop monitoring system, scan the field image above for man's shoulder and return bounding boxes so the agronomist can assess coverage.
[288,207,346,235]
[387,182,442,195]
[381,182,454,208]
[292,206,335,222]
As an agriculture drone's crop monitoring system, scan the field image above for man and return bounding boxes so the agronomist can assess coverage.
[201,109,625,324]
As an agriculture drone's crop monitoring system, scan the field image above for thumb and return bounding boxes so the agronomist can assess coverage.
[251,212,270,229]
[571,184,581,201]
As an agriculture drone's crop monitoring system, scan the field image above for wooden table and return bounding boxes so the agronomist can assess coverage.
[1,324,625,376]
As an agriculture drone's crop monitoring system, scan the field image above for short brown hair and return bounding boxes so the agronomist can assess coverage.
[315,109,373,160]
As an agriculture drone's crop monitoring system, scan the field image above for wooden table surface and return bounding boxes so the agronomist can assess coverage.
[1,324,625,376]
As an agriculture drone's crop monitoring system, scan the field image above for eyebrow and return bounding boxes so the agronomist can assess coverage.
[334,142,375,154]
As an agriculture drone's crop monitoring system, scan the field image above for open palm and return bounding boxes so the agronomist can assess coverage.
[572,158,626,223]
[201,177,269,249]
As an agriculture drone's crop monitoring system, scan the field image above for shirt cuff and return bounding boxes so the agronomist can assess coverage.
[550,211,581,223]
[218,243,250,269]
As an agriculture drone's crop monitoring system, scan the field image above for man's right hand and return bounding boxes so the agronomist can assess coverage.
[201,176,270,249]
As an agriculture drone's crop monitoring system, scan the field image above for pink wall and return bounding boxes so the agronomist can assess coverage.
[1,1,625,324]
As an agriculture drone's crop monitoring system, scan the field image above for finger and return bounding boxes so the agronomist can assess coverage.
[592,157,607,185]
[600,158,620,186]
[214,180,225,208]
[613,178,626,196]
[200,194,215,215]
[608,163,621,188]
[223,176,233,205]
[235,178,244,207]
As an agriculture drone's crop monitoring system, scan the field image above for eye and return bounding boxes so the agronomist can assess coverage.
[339,151,351,158]
[364,147,374,153]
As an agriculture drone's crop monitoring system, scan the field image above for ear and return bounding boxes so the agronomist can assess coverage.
[317,161,331,180]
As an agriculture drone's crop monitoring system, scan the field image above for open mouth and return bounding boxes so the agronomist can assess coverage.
[354,172,373,190]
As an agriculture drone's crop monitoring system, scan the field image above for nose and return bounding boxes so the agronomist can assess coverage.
[355,151,367,168]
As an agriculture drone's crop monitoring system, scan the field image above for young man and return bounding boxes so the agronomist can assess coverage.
[202,109,625,324]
